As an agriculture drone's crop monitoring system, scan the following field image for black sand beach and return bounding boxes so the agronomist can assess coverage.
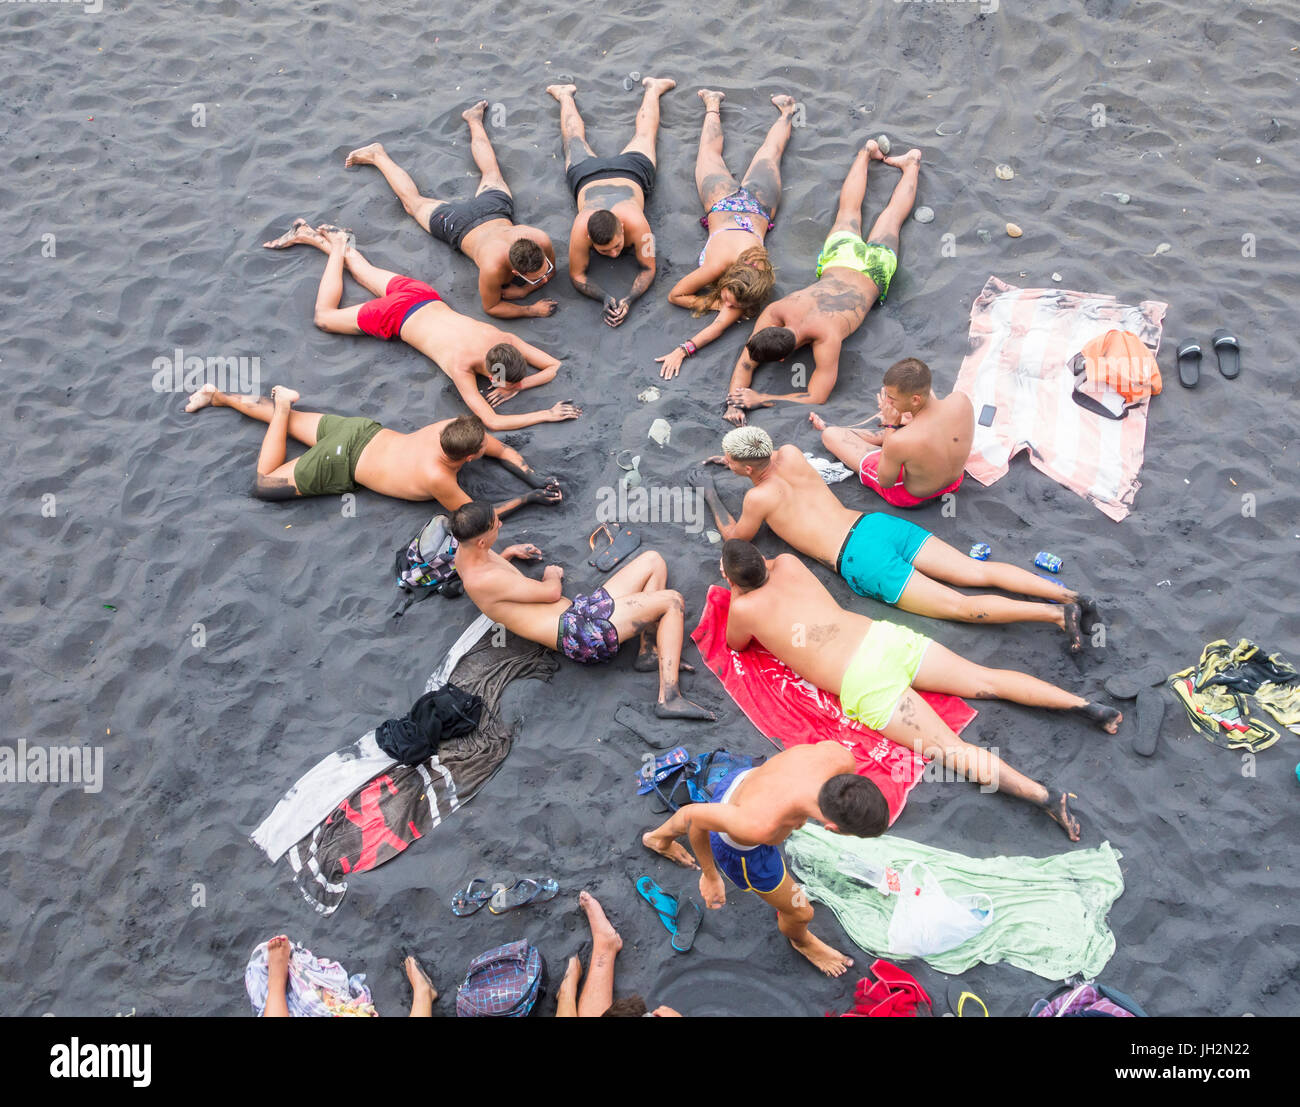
[3,0,1298,1017]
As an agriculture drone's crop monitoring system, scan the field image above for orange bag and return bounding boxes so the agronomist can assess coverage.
[1075,329,1162,403]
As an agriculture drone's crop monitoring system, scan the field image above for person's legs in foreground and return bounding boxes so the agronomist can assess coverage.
[620,77,676,164]
[556,891,624,1018]
[911,637,1121,731]
[881,685,1084,840]
[184,383,320,491]
[694,89,738,206]
[862,145,922,255]
[263,934,292,1017]
[736,94,798,219]
[757,872,854,978]
[602,551,712,719]
[899,536,1096,651]
[546,84,597,169]
[403,955,437,1017]
[262,222,403,330]
[343,143,443,232]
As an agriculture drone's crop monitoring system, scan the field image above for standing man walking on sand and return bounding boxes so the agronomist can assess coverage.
[344,101,559,320]
[547,77,674,327]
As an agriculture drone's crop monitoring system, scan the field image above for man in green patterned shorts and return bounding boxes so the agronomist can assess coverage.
[723,141,921,425]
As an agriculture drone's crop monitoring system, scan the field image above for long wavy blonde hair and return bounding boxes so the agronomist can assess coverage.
[694,246,776,318]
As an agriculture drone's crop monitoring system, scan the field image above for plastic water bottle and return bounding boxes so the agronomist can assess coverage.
[836,855,901,895]
[969,543,992,560]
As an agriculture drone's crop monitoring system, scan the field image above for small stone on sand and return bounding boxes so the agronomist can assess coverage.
[935,121,962,136]
[976,229,992,244]
[1052,272,1063,281]
[913,206,934,224]
[637,386,660,403]
[705,530,721,544]
[875,134,891,155]
[1006,223,1023,238]
[1151,242,1171,256]
[648,418,671,446]
[995,163,1014,180]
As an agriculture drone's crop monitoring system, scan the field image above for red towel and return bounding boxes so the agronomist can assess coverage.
[691,586,977,825]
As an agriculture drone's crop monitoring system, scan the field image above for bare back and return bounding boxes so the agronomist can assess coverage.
[456,551,570,649]
[462,222,551,288]
[747,445,863,565]
[728,553,872,692]
[352,422,464,505]
[399,301,506,374]
[888,392,974,496]
[721,743,856,846]
[770,271,874,347]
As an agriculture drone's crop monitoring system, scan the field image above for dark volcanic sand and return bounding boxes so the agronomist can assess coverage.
[2,0,1298,1016]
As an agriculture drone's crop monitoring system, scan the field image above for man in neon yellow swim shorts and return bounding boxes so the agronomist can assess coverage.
[722,140,920,424]
[716,539,1126,841]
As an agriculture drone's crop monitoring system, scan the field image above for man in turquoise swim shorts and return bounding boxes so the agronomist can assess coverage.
[721,140,920,425]
[695,426,1098,653]
[642,742,885,978]
[711,540,1126,841]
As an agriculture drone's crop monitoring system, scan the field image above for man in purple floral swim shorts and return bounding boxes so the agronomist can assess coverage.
[450,501,715,721]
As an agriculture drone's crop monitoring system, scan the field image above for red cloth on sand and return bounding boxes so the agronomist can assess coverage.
[691,586,976,825]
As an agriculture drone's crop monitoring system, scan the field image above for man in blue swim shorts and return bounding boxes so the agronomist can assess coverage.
[695,426,1099,652]
[449,501,714,721]
[643,743,887,977]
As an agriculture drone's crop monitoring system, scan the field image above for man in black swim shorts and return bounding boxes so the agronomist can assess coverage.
[546,77,674,327]
[345,101,558,320]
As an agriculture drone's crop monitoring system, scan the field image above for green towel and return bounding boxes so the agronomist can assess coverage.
[786,825,1124,981]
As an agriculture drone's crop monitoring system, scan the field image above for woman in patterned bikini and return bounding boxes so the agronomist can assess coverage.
[656,90,797,380]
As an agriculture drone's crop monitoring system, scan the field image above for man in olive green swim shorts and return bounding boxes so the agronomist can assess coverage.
[718,539,1126,841]
[722,140,921,423]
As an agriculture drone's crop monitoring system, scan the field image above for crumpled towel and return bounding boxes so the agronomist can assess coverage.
[786,824,1124,981]
[804,451,853,484]
[244,939,377,1017]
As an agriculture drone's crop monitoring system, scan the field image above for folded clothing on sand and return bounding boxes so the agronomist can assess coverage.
[691,586,975,825]
[955,276,1167,521]
[250,614,557,916]
[787,824,1125,981]
[244,939,377,1017]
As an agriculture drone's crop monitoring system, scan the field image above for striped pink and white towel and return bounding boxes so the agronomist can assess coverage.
[955,276,1167,521]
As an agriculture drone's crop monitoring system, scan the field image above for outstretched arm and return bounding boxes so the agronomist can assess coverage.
[704,484,770,543]
[450,372,578,431]
[480,270,554,319]
[657,304,744,380]
[568,228,614,307]
[728,336,842,410]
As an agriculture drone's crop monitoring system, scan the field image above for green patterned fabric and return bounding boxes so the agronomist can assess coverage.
[787,823,1124,981]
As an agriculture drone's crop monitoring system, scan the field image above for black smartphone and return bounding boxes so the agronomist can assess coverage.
[978,404,997,427]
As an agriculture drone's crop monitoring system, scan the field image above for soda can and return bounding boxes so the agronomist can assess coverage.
[1034,551,1063,573]
[969,543,991,560]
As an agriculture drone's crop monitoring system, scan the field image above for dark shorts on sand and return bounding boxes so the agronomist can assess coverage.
[427,188,515,252]
[293,415,383,497]
[565,152,656,202]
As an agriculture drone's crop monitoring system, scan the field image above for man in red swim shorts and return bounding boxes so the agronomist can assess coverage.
[810,356,973,508]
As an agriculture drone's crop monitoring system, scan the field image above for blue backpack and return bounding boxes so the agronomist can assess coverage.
[647,749,764,813]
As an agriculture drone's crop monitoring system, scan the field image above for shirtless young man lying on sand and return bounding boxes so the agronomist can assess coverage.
[450,501,713,720]
[810,356,974,508]
[548,78,674,327]
[185,388,564,511]
[723,140,920,424]
[697,426,1098,652]
[344,101,559,320]
[644,742,883,977]
[720,541,1122,837]
[263,224,580,432]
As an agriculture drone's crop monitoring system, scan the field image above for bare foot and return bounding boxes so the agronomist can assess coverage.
[884,148,922,171]
[184,382,219,413]
[546,83,577,101]
[643,77,676,95]
[655,688,715,721]
[642,830,700,870]
[1062,602,1084,654]
[403,955,437,1002]
[864,139,885,162]
[578,891,623,953]
[1072,702,1122,734]
[698,88,725,109]
[791,931,855,978]
[462,99,489,124]
[344,142,386,168]
[560,954,582,991]
[266,934,291,979]
[262,218,327,250]
[771,93,798,114]
[271,385,299,408]
[808,411,828,431]
[1043,791,1082,842]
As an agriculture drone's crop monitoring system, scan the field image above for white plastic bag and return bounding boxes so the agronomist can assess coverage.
[885,862,993,958]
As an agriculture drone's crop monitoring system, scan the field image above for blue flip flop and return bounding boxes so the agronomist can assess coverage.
[488,877,560,915]
[450,877,493,917]
[635,876,681,935]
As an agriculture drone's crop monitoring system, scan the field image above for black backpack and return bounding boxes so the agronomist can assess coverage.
[392,514,463,618]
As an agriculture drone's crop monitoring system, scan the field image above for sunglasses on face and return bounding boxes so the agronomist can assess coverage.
[515,257,555,285]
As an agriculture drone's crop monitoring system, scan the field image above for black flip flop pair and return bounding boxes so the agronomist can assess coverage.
[1176,330,1240,388]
